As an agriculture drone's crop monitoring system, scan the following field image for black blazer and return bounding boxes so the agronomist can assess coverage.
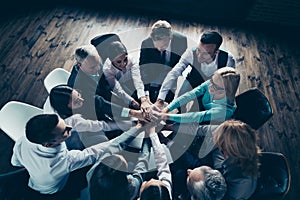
[67,64,111,101]
[139,32,187,91]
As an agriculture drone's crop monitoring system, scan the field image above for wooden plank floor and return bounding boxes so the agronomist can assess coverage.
[1,6,300,199]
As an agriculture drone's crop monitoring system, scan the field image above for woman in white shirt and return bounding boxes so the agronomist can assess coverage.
[103,41,151,114]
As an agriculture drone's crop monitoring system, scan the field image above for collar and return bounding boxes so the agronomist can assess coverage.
[37,142,67,153]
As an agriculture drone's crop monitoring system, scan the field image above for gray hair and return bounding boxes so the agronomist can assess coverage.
[188,168,227,200]
[75,44,99,64]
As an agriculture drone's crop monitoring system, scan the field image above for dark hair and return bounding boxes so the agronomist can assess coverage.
[140,185,171,200]
[200,31,223,50]
[107,41,127,61]
[26,114,59,144]
[90,154,130,200]
[75,47,89,59]
[50,84,73,118]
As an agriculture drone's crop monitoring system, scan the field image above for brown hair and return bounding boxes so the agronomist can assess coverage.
[214,67,240,103]
[213,119,260,176]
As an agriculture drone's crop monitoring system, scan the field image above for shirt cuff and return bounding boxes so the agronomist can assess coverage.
[157,92,167,101]
[137,90,146,99]
[149,133,160,147]
[121,108,130,117]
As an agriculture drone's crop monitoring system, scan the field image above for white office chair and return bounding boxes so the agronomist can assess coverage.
[43,68,71,113]
[43,97,56,114]
[0,101,43,142]
[44,68,71,94]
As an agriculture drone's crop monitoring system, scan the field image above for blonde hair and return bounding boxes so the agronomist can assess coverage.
[214,67,240,103]
[75,44,99,64]
[150,20,172,41]
[213,119,261,176]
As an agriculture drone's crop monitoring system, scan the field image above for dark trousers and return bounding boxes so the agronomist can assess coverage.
[148,86,175,104]
[25,165,91,200]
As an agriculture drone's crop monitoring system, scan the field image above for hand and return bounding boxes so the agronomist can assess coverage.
[151,103,162,113]
[130,110,151,123]
[140,100,152,120]
[130,100,140,110]
[152,110,169,121]
[161,107,169,113]
[154,99,164,110]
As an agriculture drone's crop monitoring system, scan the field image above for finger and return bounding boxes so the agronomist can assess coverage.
[152,104,161,112]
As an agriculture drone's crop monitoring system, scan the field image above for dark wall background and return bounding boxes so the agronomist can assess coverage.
[2,0,300,29]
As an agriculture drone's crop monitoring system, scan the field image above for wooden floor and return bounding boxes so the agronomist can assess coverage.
[0,6,300,200]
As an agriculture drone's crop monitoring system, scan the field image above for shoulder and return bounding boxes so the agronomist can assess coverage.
[68,64,80,81]
[141,37,153,47]
[172,31,187,40]
[218,49,235,59]
[102,59,113,71]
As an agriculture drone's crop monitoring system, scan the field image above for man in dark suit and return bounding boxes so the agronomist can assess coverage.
[68,44,112,103]
[139,20,187,104]
[67,45,115,122]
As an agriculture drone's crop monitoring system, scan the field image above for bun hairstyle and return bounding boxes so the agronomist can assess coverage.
[214,67,240,103]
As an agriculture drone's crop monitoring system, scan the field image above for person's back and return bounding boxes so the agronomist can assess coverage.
[11,114,84,196]
[89,155,130,200]
[11,114,145,197]
[213,119,260,200]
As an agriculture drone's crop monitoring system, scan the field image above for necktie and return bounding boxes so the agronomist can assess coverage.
[161,50,166,65]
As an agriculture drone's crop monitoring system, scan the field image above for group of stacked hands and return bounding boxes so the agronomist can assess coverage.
[11,20,261,200]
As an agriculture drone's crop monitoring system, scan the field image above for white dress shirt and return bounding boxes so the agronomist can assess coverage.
[103,55,146,105]
[149,133,173,199]
[11,126,140,194]
[158,48,235,101]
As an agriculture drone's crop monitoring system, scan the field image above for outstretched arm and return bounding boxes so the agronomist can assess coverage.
[148,126,172,198]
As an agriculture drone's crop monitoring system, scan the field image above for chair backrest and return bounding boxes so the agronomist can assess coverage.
[250,152,291,200]
[0,168,29,199]
[233,88,273,130]
[90,33,121,61]
[44,68,71,94]
[43,96,57,114]
[0,101,43,141]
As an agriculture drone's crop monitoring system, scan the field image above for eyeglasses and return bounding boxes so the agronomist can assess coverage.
[210,78,224,91]
[115,56,128,64]
[61,126,72,136]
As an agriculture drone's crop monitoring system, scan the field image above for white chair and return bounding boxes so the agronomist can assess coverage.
[43,68,71,113]
[0,101,43,142]
[44,68,71,94]
[43,97,56,114]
